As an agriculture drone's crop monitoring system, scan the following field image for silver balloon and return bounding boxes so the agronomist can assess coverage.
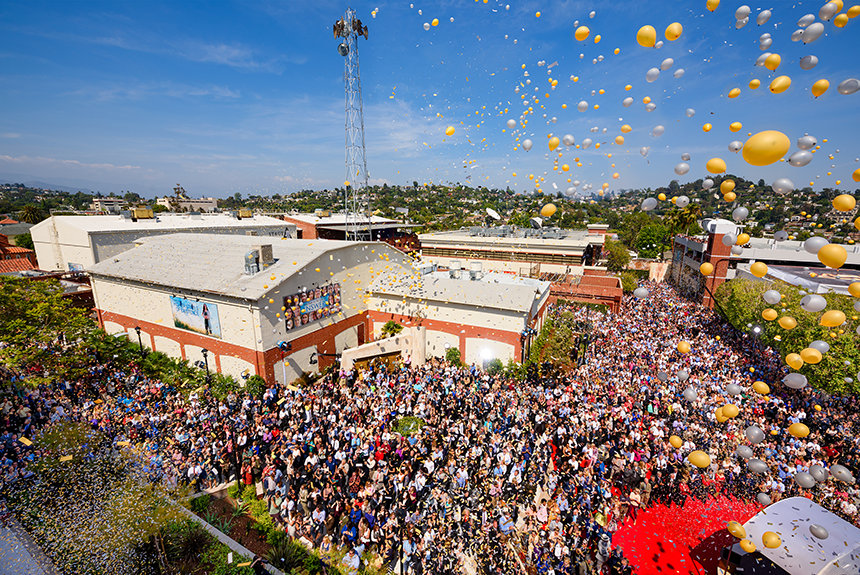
[506,119,517,129]
[804,236,829,254]
[683,387,697,402]
[654,40,663,49]
[676,195,690,208]
[798,14,816,27]
[755,53,770,67]
[837,78,860,95]
[763,290,782,305]
[581,138,592,149]
[830,464,855,484]
[622,96,634,107]
[726,383,742,396]
[677,369,689,382]
[819,1,840,21]
[732,207,749,222]
[794,471,817,489]
[674,162,690,175]
[783,373,808,390]
[735,17,749,29]
[680,152,691,161]
[640,146,650,157]
[651,125,665,137]
[809,464,829,483]
[633,287,649,299]
[855,300,860,312]
[797,134,817,149]
[522,139,533,151]
[774,230,789,241]
[748,458,769,474]
[673,68,685,79]
[735,5,751,19]
[756,10,771,25]
[759,38,772,50]
[800,295,827,313]
[736,445,754,459]
[745,426,765,445]
[686,108,696,118]
[722,234,737,246]
[661,58,674,71]
[788,150,813,167]
[577,100,589,112]
[656,370,668,381]
[562,134,575,146]
[702,178,714,190]
[731,245,744,255]
[799,55,819,71]
[756,492,772,506]
[809,524,829,539]
[772,178,795,194]
[645,102,657,112]
[802,22,825,44]
[791,29,805,42]
[641,197,658,211]
[729,141,743,153]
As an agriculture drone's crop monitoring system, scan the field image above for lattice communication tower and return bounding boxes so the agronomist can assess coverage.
[334,7,369,240]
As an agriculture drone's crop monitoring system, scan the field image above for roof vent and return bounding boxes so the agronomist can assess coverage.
[253,244,274,267]
[244,250,260,275]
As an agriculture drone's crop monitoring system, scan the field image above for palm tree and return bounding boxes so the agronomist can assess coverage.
[380,320,403,338]
[664,205,702,236]
[17,204,45,224]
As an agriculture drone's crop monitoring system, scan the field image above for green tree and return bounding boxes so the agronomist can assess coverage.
[17,203,45,224]
[13,231,34,250]
[380,320,404,338]
[619,271,638,293]
[634,223,667,258]
[603,238,631,272]
[445,347,462,366]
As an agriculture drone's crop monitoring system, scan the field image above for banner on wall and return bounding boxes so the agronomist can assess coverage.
[170,296,222,339]
[283,283,342,331]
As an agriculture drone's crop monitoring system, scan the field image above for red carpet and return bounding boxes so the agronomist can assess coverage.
[612,496,761,575]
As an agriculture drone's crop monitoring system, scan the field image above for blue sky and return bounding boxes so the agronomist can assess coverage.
[0,0,858,197]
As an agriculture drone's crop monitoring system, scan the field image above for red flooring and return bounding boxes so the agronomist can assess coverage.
[612,495,761,575]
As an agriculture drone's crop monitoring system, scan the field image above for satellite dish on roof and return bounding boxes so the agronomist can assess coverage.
[486,208,501,221]
[530,217,543,229]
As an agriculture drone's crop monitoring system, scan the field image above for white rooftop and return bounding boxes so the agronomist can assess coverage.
[34,213,290,234]
[419,226,604,250]
[368,268,550,314]
[87,233,380,301]
[285,213,404,227]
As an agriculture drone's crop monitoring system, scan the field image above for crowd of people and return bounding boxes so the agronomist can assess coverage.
[1,281,859,575]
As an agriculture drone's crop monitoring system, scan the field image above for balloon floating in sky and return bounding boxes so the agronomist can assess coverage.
[445,126,455,136]
[742,131,790,166]
[770,75,792,93]
[706,157,727,173]
[838,78,860,95]
[799,55,819,70]
[636,25,657,47]
[665,22,683,41]
[521,139,533,151]
[540,203,557,218]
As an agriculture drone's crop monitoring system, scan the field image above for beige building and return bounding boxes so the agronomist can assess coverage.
[31,213,296,271]
[90,197,126,213]
[156,196,219,212]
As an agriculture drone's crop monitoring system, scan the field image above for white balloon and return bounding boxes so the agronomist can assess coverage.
[809,340,830,353]
[797,135,817,149]
[802,22,825,44]
[722,233,737,246]
[642,197,658,211]
[702,178,714,190]
[791,29,805,42]
[799,55,819,70]
[801,294,827,312]
[622,97,634,107]
[772,178,795,194]
[589,10,596,18]
[819,1,840,21]
[763,289,782,304]
[729,141,743,153]
[798,14,816,27]
[759,38,773,50]
[788,151,813,167]
[646,68,660,82]
[522,139,533,151]
[651,125,665,137]
[655,40,663,49]
[686,108,696,118]
[803,236,829,254]
[731,245,744,255]
[736,5,751,19]
[676,195,690,208]
[506,119,517,129]
[732,207,749,222]
[756,10,771,25]
[774,230,789,241]
[673,68,685,78]
[755,53,771,67]
[423,22,430,31]
[837,78,860,95]
[562,134,575,146]
[577,100,589,112]
[645,102,657,112]
[735,17,749,29]
[681,152,691,161]
[674,162,690,175]
[581,138,592,149]
[633,287,649,299]
[660,58,674,71]
[640,146,650,157]
[783,373,808,389]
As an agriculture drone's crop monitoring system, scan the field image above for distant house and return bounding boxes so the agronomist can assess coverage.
[0,233,37,274]
[90,197,127,214]
[0,219,34,244]
[156,196,219,212]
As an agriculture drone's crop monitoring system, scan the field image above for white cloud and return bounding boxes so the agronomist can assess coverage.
[0,133,21,139]
[0,154,141,171]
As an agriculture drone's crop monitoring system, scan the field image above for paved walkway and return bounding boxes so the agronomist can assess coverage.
[0,517,54,575]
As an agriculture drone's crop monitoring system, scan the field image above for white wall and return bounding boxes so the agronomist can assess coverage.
[465,338,515,366]
[216,355,255,380]
[367,294,528,334]
[426,330,459,359]
[273,346,317,385]
[153,335,182,357]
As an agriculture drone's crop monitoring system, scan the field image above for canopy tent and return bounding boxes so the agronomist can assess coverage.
[742,497,860,575]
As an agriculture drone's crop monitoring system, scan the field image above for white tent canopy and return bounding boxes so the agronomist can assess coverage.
[742,497,860,575]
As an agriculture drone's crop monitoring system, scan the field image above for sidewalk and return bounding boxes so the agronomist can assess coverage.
[0,516,57,575]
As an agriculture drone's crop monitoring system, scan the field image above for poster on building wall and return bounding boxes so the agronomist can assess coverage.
[170,296,222,339]
[283,283,342,331]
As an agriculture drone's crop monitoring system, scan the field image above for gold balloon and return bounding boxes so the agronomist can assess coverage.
[669,435,683,448]
[818,244,848,269]
[764,53,781,71]
[728,88,741,98]
[658,193,667,201]
[703,123,713,132]
[788,422,810,438]
[800,347,823,364]
[834,13,849,26]
[615,135,625,145]
[688,450,711,468]
[849,4,860,18]
[737,233,750,245]
[723,191,737,202]
[785,353,804,370]
[445,126,455,136]
[762,308,778,321]
[548,136,560,151]
[750,261,768,278]
[769,75,792,94]
[722,403,739,418]
[849,282,860,297]
[749,79,761,90]
[730,121,743,132]
[706,0,720,10]
[742,131,790,166]
[677,341,691,354]
[706,157,727,173]
[778,316,797,330]
[575,26,590,41]
[820,309,846,327]
[715,407,727,423]
[762,532,781,549]
[740,539,757,553]
[665,22,683,41]
[854,168,860,182]
[753,381,770,395]
[720,179,736,194]
[811,79,830,98]
[833,194,857,211]
[727,521,746,539]
[540,203,557,218]
[700,262,715,275]
[637,25,657,47]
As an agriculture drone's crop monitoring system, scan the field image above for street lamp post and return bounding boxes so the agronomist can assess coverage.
[201,348,211,383]
[134,326,145,358]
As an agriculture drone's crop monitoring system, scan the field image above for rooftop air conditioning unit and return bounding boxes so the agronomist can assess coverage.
[254,244,274,267]
[133,207,154,219]
[244,251,260,275]
[237,208,253,219]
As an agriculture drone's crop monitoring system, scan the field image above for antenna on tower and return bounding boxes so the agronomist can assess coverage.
[334,7,370,241]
